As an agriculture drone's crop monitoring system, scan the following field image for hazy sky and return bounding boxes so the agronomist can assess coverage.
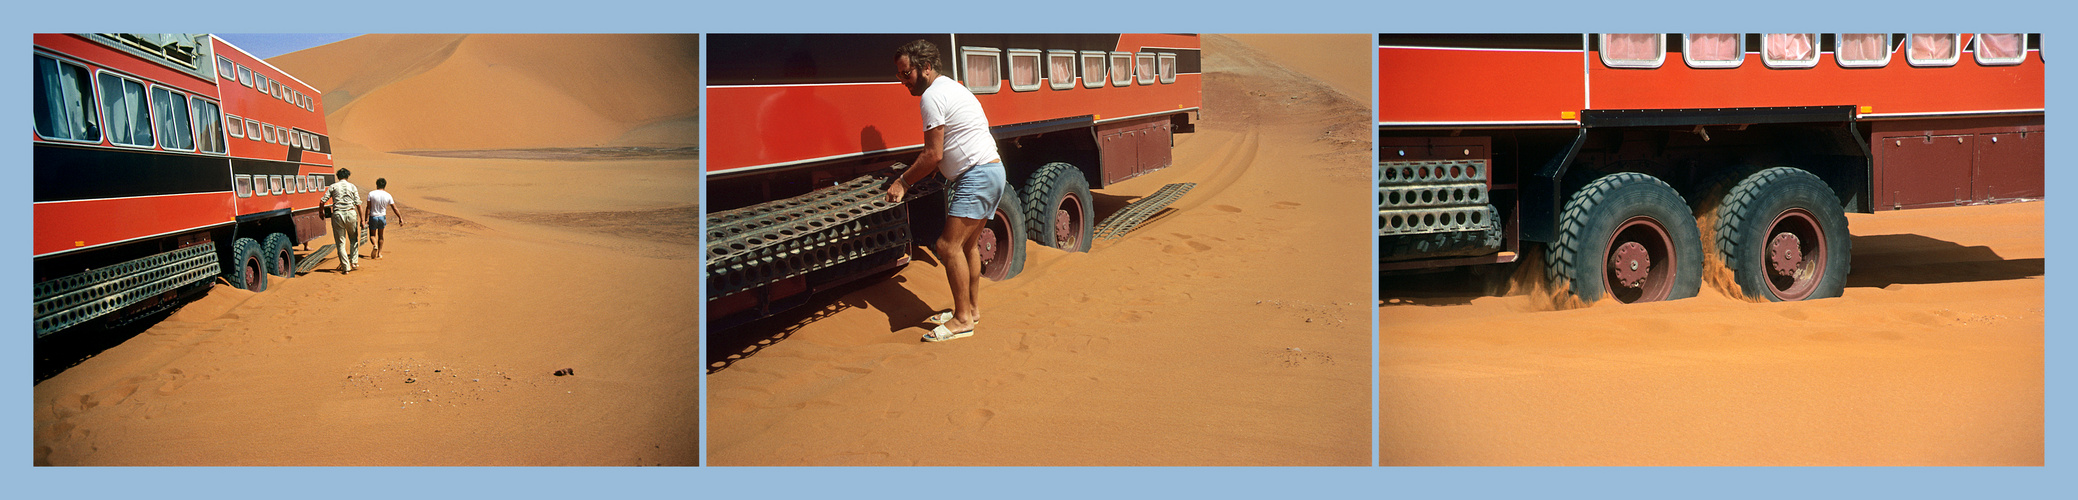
[215,34,362,59]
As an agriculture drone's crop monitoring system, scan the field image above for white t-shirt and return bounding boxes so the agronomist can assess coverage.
[367,189,395,218]
[919,75,998,179]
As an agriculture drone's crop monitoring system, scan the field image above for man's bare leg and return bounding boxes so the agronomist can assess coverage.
[937,216,986,333]
[371,227,384,259]
[961,222,983,325]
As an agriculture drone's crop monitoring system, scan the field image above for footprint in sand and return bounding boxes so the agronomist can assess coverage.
[1213,205,1243,213]
[1111,309,1151,323]
[1776,308,1810,321]
[949,408,995,431]
[1162,241,1213,254]
[155,368,191,396]
[1271,201,1301,209]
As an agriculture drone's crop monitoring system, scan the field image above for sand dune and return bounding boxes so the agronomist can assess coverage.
[33,35,701,466]
[272,34,701,152]
[1380,202,2044,465]
[705,34,1374,466]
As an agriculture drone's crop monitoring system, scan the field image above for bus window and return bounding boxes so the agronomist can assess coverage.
[1601,34,1665,68]
[1080,51,1107,88]
[962,46,1001,94]
[1762,33,1818,68]
[1008,49,1042,92]
[98,72,155,148]
[1836,34,1893,68]
[1975,34,2027,65]
[1048,50,1077,90]
[33,55,101,143]
[1908,34,1961,67]
[1683,34,1743,68]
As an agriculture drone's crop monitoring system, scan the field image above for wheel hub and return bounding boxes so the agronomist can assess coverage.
[1610,241,1652,288]
[1769,232,1803,276]
[1054,209,1077,248]
[977,227,998,265]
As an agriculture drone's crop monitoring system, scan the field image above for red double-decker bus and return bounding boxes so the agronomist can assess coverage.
[34,33,338,337]
[1378,33,2043,303]
[706,34,1202,327]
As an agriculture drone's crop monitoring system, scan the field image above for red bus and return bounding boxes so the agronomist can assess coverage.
[706,34,1202,328]
[34,33,338,337]
[1378,33,2043,303]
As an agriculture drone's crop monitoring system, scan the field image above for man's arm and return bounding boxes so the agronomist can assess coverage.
[886,125,947,202]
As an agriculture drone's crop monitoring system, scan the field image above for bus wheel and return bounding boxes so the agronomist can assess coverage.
[1714,167,1851,301]
[228,237,268,292]
[1549,172,1703,304]
[1022,162,1094,252]
[979,191,1027,281]
[263,233,297,278]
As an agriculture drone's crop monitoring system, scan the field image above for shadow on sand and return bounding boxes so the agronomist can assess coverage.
[707,252,940,374]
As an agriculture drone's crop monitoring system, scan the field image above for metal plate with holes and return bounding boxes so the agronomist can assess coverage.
[705,172,941,299]
[35,242,218,337]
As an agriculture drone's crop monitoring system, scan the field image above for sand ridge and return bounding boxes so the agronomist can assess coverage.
[1380,201,2044,465]
[272,34,700,152]
[705,35,1373,466]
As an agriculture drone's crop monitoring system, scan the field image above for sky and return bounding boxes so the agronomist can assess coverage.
[215,33,363,59]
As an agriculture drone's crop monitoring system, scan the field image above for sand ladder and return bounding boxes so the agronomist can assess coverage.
[1093,182,1196,240]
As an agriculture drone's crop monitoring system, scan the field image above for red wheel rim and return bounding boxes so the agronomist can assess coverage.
[1602,215,1676,303]
[1054,193,1084,249]
[1763,208,1826,300]
[245,257,265,290]
[978,202,1019,280]
[276,250,291,276]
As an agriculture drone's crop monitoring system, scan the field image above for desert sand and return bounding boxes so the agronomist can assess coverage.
[32,34,701,466]
[705,35,1375,466]
[1380,201,2044,466]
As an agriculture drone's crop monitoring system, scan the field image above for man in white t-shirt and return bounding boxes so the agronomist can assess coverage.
[364,178,403,259]
[884,39,1006,343]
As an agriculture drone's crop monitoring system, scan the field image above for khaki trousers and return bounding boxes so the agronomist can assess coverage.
[331,210,361,271]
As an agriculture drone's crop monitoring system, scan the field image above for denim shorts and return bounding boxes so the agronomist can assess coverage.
[369,215,387,230]
[945,163,1006,220]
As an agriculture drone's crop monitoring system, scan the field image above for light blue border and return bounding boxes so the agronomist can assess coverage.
[9,0,2070,498]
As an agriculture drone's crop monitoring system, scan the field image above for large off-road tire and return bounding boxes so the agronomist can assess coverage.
[227,237,268,292]
[1548,172,1703,304]
[262,233,296,278]
[1021,162,1095,252]
[979,190,1027,281]
[1714,166,1851,301]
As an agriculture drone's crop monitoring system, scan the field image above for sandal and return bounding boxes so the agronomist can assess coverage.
[922,324,974,343]
[926,310,979,327]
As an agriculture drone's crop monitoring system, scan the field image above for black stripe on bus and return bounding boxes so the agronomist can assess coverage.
[1379,34,1583,51]
[709,34,1201,86]
[708,34,956,86]
[34,143,231,202]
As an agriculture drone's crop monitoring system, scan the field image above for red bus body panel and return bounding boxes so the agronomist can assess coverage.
[33,34,334,258]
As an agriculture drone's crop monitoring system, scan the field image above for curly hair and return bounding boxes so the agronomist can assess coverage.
[896,39,940,74]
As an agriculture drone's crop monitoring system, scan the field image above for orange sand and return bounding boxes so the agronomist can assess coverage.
[1380,201,2045,465]
[705,35,1375,466]
[32,34,700,466]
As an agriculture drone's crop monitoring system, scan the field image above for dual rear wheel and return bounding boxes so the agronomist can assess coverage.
[1549,168,1849,304]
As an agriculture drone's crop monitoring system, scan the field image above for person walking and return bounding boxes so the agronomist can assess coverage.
[883,39,1005,343]
[365,178,402,259]
[320,168,363,274]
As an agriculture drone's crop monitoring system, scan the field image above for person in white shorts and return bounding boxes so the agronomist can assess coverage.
[884,39,1006,343]
[364,178,403,259]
